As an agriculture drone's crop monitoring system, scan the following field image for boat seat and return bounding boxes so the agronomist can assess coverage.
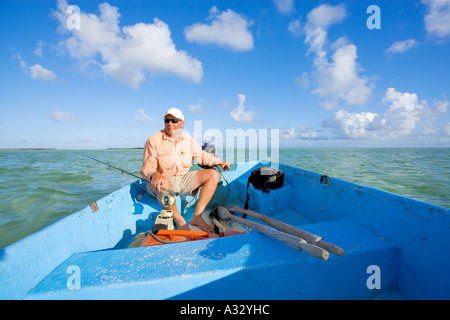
[24,219,400,300]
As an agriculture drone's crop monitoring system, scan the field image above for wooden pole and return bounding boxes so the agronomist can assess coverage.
[217,207,329,260]
[225,204,345,257]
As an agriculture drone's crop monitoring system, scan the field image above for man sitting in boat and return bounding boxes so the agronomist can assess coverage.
[140,107,230,232]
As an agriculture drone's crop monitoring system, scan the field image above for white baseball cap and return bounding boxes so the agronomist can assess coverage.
[163,108,184,121]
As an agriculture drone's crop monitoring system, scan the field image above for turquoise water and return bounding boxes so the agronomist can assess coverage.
[0,148,449,249]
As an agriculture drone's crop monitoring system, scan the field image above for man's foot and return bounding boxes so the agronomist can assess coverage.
[174,216,190,231]
[190,215,212,233]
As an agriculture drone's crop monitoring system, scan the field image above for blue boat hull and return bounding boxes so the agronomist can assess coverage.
[1,161,448,299]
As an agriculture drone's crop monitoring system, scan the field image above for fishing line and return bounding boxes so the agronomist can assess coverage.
[73,151,144,182]
[72,151,149,193]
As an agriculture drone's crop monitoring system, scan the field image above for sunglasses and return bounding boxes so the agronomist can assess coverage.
[164,118,181,124]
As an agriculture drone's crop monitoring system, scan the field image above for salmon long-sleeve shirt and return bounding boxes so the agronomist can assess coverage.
[140,130,221,180]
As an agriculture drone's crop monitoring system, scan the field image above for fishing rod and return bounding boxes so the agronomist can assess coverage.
[72,151,179,196]
[73,150,230,211]
[73,151,143,181]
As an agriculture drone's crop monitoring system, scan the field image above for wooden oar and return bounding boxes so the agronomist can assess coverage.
[225,204,345,257]
[217,207,329,260]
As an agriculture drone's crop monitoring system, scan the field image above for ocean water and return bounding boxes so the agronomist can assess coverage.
[0,148,449,249]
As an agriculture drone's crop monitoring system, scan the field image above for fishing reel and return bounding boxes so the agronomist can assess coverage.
[160,186,178,207]
[161,192,176,207]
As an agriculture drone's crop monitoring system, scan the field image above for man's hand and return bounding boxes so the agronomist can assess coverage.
[150,171,171,193]
[219,161,230,171]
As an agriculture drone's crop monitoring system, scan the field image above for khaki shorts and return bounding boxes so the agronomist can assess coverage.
[147,171,198,197]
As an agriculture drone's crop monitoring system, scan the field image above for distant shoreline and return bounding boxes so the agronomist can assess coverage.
[0,147,145,151]
[1,146,449,151]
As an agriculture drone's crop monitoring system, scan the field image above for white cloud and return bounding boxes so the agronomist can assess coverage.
[306,3,347,30]
[134,109,154,124]
[288,18,302,37]
[301,4,372,110]
[442,122,450,136]
[324,109,379,139]
[49,111,79,122]
[34,40,45,57]
[229,94,255,123]
[434,98,449,114]
[312,42,373,110]
[280,127,298,139]
[281,126,321,140]
[273,0,295,15]
[324,88,430,139]
[54,0,203,89]
[184,6,254,51]
[295,72,309,91]
[30,64,57,82]
[422,0,450,39]
[386,39,419,54]
[14,53,56,82]
[380,88,428,137]
[188,104,202,113]
[14,53,27,70]
[188,98,206,113]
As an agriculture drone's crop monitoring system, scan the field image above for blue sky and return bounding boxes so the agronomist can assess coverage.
[1,0,449,149]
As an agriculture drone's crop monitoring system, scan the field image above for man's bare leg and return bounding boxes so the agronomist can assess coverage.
[189,169,219,232]
[156,190,190,231]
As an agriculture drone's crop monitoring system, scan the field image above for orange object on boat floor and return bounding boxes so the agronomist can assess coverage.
[140,229,245,247]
